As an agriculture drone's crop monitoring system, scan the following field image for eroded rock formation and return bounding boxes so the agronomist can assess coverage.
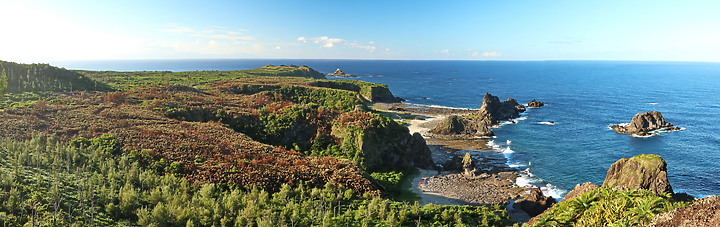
[602,154,673,195]
[429,93,524,138]
[526,99,544,108]
[610,111,680,136]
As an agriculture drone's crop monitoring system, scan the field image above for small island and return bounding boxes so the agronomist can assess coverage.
[327,68,357,77]
[610,111,682,136]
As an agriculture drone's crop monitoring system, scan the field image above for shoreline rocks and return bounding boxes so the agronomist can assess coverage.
[610,111,681,136]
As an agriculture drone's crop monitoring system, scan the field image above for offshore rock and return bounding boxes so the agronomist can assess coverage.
[610,111,680,136]
[513,187,556,217]
[602,154,673,195]
[327,68,357,77]
[650,196,719,227]
[526,99,544,108]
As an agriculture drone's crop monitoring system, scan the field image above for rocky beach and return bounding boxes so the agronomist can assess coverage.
[372,95,554,221]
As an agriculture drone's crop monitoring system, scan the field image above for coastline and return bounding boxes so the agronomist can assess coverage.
[372,102,537,205]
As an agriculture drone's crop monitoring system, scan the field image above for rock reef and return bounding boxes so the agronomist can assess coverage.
[526,99,544,108]
[610,111,681,136]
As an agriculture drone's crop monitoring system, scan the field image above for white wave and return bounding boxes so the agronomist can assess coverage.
[501,146,515,154]
[631,134,654,138]
[538,121,555,125]
[618,122,630,127]
[506,140,512,145]
[516,168,568,199]
[649,102,659,105]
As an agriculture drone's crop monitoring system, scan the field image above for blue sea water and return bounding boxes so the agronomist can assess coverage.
[53,59,720,198]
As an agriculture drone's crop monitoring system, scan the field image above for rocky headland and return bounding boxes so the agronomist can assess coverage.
[427,93,527,139]
[610,111,682,136]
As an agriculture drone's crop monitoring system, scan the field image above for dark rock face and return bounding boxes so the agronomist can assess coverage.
[650,196,718,227]
[610,111,679,136]
[563,182,600,201]
[526,99,544,108]
[514,187,556,217]
[602,154,673,195]
[478,94,525,124]
[371,132,434,170]
[327,68,357,77]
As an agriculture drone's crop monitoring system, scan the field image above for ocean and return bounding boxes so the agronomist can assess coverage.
[52,59,720,198]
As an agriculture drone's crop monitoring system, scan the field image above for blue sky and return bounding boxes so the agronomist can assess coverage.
[2,0,720,62]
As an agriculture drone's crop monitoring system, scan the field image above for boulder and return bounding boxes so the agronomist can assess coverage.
[650,196,719,227]
[602,154,673,195]
[327,68,357,77]
[527,99,544,108]
[610,111,678,136]
[461,152,476,177]
[563,182,600,201]
[513,187,556,217]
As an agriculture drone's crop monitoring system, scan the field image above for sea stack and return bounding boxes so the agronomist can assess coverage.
[602,154,673,195]
[610,111,680,136]
[327,68,357,77]
[428,93,523,138]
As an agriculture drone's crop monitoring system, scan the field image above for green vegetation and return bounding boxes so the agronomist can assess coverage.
[0,92,48,109]
[0,134,513,226]
[529,187,690,226]
[79,65,325,91]
[0,61,104,93]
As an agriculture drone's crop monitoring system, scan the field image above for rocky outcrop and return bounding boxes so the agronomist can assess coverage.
[462,152,476,177]
[610,111,680,136]
[526,99,544,108]
[478,93,525,124]
[602,154,673,195]
[514,187,557,217]
[327,68,357,77]
[563,182,600,201]
[428,93,523,138]
[650,196,720,227]
[428,115,494,138]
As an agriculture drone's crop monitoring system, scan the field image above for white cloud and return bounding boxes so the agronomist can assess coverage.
[297,36,345,48]
[348,41,376,50]
[440,49,450,54]
[161,25,254,41]
[471,52,480,57]
[483,51,501,57]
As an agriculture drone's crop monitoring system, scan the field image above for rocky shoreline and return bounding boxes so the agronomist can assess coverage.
[372,100,552,222]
